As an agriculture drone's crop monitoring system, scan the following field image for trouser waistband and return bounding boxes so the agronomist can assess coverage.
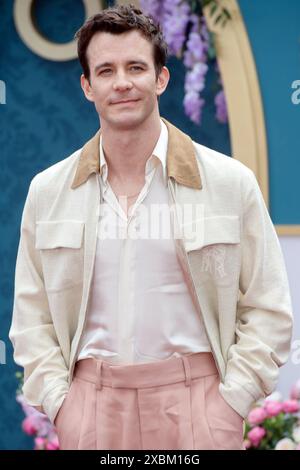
[74,352,218,391]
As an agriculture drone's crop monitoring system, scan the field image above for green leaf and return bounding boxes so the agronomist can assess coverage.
[223,8,232,20]
[214,13,223,25]
[201,0,213,7]
[210,3,218,16]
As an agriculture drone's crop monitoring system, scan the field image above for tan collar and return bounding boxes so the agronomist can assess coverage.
[71,117,202,190]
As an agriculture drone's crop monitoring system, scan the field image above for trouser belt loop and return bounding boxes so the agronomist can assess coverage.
[95,360,103,391]
[181,356,192,387]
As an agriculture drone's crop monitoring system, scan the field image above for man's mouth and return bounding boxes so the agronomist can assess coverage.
[111,99,140,105]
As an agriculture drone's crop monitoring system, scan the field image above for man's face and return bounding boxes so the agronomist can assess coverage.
[81,30,169,129]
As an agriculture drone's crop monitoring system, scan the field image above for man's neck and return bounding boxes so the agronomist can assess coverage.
[100,114,162,182]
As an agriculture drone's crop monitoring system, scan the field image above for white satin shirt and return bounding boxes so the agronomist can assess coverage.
[77,119,211,363]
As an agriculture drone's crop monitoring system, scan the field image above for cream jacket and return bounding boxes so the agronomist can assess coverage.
[9,117,293,425]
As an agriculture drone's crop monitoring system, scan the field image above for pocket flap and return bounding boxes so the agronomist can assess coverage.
[36,220,85,249]
[183,215,240,252]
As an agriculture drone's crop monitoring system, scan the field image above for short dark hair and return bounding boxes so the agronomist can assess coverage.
[74,4,169,83]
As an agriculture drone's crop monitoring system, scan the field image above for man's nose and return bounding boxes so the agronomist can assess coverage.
[113,72,133,90]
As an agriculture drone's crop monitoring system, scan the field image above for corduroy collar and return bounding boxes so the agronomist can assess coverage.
[71,116,202,190]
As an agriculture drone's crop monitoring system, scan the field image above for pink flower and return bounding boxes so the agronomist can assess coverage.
[248,426,266,447]
[243,439,251,449]
[248,407,268,425]
[45,436,60,450]
[282,400,300,414]
[264,400,283,417]
[290,379,300,401]
[34,437,46,450]
[22,416,38,435]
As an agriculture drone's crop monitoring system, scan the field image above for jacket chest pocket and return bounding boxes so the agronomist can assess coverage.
[182,215,241,288]
[36,220,85,293]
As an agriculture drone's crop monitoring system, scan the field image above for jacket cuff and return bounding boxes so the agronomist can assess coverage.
[218,378,263,419]
[42,385,69,425]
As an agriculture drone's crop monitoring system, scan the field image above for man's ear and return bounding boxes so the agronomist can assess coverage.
[80,74,94,103]
[156,66,170,98]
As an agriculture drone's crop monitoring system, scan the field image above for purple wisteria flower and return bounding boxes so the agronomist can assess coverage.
[215,89,228,123]
[162,1,191,56]
[183,32,207,67]
[183,91,205,124]
[137,1,228,126]
[183,24,209,124]
[139,0,165,25]
[185,62,208,93]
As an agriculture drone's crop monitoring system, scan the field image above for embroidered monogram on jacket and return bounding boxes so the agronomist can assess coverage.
[201,245,227,278]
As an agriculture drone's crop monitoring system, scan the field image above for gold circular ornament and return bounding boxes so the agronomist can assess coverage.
[13,0,103,61]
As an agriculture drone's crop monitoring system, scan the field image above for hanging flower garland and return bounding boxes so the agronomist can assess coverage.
[139,0,230,125]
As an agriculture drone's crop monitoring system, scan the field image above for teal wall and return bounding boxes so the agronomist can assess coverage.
[239,0,300,224]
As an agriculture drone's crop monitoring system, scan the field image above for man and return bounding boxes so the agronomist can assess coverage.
[9,5,293,450]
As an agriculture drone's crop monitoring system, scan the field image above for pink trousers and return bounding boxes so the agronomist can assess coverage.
[54,352,245,450]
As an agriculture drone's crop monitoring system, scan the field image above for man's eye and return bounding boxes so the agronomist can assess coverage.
[99,67,143,75]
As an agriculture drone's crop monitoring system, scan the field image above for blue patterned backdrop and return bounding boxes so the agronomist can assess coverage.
[0,0,230,449]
